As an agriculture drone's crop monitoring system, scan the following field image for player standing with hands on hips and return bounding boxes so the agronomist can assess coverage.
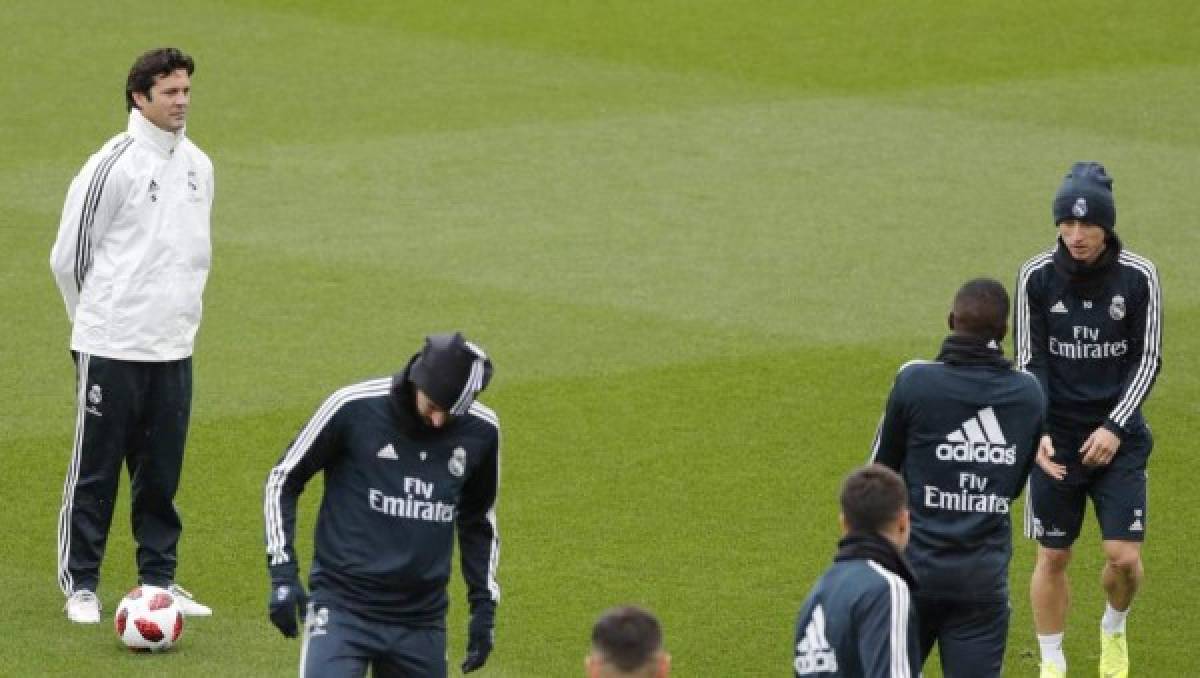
[264,333,501,677]
[1016,162,1162,678]
[50,47,214,623]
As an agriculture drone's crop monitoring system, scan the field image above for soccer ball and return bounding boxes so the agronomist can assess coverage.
[115,585,184,651]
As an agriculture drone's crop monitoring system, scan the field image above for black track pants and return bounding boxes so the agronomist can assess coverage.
[58,353,192,595]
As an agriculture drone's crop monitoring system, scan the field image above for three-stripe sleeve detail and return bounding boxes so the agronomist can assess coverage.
[1109,253,1162,428]
[73,136,133,292]
[867,560,912,678]
[1015,251,1053,370]
[263,378,391,566]
[869,412,885,463]
[469,401,502,602]
[869,360,934,463]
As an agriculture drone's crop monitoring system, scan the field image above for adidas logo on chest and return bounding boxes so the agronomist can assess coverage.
[935,406,1017,465]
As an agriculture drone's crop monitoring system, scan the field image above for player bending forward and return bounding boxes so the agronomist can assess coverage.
[264,333,501,677]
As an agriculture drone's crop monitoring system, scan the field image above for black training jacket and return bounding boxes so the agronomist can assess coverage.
[871,336,1044,602]
[793,535,920,677]
[1015,239,1162,439]
[264,373,500,626]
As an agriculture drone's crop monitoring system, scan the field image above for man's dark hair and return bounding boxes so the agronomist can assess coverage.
[591,606,663,673]
[125,48,194,112]
[950,277,1010,341]
[840,465,907,535]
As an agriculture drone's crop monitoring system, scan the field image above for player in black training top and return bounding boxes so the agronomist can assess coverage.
[1015,162,1161,678]
[263,333,500,677]
[793,464,920,678]
[871,278,1045,678]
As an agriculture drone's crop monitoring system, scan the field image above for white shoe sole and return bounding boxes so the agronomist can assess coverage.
[178,602,213,617]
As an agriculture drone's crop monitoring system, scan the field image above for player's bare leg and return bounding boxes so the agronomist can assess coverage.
[1032,546,1071,633]
[1101,540,1142,610]
[1099,540,1141,677]
[1032,546,1071,675]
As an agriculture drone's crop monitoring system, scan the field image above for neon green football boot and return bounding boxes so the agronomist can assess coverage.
[1099,630,1129,678]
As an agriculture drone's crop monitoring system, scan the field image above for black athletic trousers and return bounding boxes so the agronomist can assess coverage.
[58,353,192,595]
[301,600,448,678]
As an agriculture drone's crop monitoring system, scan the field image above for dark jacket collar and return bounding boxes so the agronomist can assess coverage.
[936,334,1011,369]
[834,532,918,591]
[1052,233,1122,295]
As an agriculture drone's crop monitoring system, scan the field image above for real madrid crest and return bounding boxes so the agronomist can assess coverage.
[88,384,103,405]
[1072,197,1088,218]
[448,446,467,477]
[1109,295,1125,320]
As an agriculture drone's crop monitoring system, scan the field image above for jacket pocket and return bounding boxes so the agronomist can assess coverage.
[75,276,115,343]
[171,271,209,340]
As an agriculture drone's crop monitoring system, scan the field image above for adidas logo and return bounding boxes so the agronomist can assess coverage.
[793,604,838,675]
[1051,300,1068,314]
[1129,518,1143,532]
[936,406,1017,465]
[376,444,398,460]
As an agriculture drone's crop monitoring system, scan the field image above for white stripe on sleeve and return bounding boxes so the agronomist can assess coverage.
[867,560,912,678]
[1109,253,1162,427]
[264,378,391,565]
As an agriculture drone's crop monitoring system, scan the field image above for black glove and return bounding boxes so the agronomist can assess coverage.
[461,611,494,673]
[268,576,308,638]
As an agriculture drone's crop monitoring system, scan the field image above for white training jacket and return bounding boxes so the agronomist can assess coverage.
[50,109,214,361]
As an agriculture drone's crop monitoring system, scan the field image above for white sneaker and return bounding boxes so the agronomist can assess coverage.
[169,584,212,616]
[65,590,101,623]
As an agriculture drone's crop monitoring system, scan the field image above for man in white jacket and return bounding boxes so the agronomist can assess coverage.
[50,47,214,623]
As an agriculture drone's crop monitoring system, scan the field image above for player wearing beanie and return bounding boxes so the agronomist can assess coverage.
[264,332,500,677]
[1015,162,1162,678]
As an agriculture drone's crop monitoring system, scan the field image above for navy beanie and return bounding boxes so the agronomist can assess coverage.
[1052,161,1116,233]
[409,332,493,416]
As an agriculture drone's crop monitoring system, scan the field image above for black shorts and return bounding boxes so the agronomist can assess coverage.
[1026,425,1152,549]
[915,596,1009,678]
[300,602,446,678]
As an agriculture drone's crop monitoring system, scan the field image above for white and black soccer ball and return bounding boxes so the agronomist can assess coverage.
[115,585,184,651]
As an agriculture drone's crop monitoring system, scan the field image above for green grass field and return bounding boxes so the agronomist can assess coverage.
[2,2,1198,675]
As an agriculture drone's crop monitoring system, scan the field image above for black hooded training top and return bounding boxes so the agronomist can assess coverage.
[264,361,500,627]
[1015,236,1162,441]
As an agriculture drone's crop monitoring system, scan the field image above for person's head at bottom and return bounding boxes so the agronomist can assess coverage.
[587,606,671,677]
[839,464,910,550]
